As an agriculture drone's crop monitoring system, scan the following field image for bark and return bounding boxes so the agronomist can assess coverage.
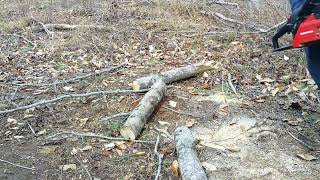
[174,126,207,180]
[120,79,166,140]
[131,62,217,90]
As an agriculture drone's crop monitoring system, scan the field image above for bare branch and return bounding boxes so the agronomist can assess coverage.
[153,135,162,180]
[0,88,149,115]
[45,131,155,144]
[0,158,36,171]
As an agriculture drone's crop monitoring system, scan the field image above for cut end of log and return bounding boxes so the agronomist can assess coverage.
[120,127,136,140]
[131,81,141,90]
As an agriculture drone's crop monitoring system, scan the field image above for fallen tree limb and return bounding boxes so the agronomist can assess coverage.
[45,131,155,144]
[100,112,131,124]
[153,135,162,180]
[44,24,105,31]
[175,127,207,180]
[207,0,239,8]
[0,158,36,171]
[132,62,218,90]
[0,34,36,47]
[5,63,127,87]
[0,89,149,115]
[121,79,166,140]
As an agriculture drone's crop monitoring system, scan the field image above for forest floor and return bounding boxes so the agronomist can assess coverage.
[0,0,320,179]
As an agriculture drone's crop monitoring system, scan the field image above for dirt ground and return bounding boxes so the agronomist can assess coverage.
[0,0,320,179]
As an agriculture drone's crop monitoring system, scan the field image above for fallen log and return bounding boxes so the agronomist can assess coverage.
[131,62,218,90]
[175,126,207,180]
[120,79,166,140]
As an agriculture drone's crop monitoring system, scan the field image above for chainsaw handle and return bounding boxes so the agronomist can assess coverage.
[272,24,293,52]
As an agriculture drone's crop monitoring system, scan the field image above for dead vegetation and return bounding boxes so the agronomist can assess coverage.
[0,0,320,179]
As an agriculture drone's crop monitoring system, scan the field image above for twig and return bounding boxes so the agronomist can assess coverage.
[227,73,237,93]
[100,112,131,123]
[154,127,174,140]
[162,106,193,117]
[0,88,149,115]
[207,0,239,8]
[73,155,92,180]
[0,34,36,47]
[4,63,127,87]
[27,122,36,135]
[153,135,162,180]
[45,131,155,144]
[0,158,36,171]
[263,20,286,33]
[287,130,316,151]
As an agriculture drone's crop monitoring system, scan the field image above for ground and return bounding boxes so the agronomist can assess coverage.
[0,0,320,179]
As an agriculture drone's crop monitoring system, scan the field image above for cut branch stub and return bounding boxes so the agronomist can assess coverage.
[132,62,218,90]
[120,78,166,140]
[174,126,207,180]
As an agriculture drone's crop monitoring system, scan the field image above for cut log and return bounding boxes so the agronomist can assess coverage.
[131,62,218,90]
[120,79,166,140]
[174,126,207,180]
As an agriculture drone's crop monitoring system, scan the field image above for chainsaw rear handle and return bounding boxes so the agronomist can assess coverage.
[272,24,293,52]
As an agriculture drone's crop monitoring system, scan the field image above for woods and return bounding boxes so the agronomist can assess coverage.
[1,0,320,179]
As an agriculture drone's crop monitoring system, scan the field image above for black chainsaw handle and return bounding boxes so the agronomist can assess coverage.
[272,24,293,52]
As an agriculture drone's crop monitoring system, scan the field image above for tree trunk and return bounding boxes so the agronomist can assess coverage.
[120,79,166,140]
[175,126,207,180]
[132,62,217,90]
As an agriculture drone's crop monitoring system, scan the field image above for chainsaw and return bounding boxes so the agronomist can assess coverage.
[272,0,320,52]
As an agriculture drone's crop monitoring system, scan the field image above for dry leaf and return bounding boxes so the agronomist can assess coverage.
[61,164,77,171]
[169,100,177,108]
[158,121,170,126]
[104,142,116,151]
[171,160,179,177]
[115,149,123,156]
[297,153,318,161]
[80,145,93,152]
[202,162,217,172]
[7,118,17,125]
[37,129,47,135]
[185,119,196,128]
[203,72,209,78]
[115,141,127,150]
[134,151,146,156]
[63,86,74,92]
[79,118,89,127]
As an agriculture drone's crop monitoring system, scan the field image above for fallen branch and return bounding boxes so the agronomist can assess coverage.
[0,88,149,115]
[100,112,131,124]
[44,24,105,31]
[0,158,36,171]
[287,130,317,151]
[5,63,127,87]
[121,79,166,140]
[132,62,218,90]
[227,73,237,94]
[175,127,207,180]
[0,34,36,47]
[213,12,267,32]
[207,0,239,8]
[45,131,155,144]
[153,135,162,180]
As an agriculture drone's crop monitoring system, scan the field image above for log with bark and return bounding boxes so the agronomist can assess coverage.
[42,24,106,31]
[120,78,166,140]
[131,62,219,90]
[174,126,207,180]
